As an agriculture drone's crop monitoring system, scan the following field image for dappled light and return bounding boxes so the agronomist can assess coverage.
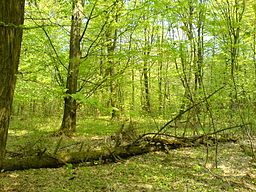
[1,0,255,191]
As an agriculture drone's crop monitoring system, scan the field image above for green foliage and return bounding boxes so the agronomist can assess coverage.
[12,0,256,133]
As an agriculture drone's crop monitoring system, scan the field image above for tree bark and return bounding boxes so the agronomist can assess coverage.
[142,24,151,113]
[105,0,123,119]
[106,26,119,119]
[0,0,25,169]
[2,135,238,171]
[59,0,82,135]
[2,144,158,171]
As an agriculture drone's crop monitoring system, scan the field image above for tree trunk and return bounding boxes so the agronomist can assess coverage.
[142,25,151,113]
[0,0,25,169]
[142,60,151,113]
[106,28,119,119]
[2,144,158,171]
[105,0,122,119]
[59,0,82,135]
[195,0,204,91]
[2,134,237,171]
[157,22,165,114]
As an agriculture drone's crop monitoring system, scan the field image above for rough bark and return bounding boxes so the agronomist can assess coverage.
[2,143,157,171]
[59,0,82,135]
[0,0,25,169]
[2,135,238,171]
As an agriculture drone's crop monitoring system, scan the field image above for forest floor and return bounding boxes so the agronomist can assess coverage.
[0,116,255,192]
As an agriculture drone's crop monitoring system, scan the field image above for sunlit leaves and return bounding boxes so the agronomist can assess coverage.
[12,0,255,131]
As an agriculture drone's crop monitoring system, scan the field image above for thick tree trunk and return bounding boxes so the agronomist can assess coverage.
[0,0,25,169]
[1,135,238,171]
[59,0,82,135]
[2,144,158,171]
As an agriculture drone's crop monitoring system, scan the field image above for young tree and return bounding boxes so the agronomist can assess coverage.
[105,1,121,119]
[218,0,245,99]
[0,0,25,168]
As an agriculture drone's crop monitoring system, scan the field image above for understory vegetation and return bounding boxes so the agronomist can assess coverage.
[0,117,255,191]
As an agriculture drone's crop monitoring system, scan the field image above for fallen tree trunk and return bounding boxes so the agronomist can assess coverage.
[2,135,238,171]
[3,143,158,171]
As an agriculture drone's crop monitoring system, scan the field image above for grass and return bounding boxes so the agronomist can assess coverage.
[1,116,255,192]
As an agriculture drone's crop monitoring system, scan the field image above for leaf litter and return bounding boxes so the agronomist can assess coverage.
[0,140,255,192]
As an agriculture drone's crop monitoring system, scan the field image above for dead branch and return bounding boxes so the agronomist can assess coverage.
[2,133,237,172]
[153,85,226,138]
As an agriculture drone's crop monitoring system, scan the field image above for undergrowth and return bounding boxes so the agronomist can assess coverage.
[1,117,255,192]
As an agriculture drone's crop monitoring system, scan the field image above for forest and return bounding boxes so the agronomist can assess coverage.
[0,0,256,191]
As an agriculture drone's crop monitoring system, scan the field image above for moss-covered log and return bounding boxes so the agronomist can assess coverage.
[2,136,238,171]
[2,143,159,171]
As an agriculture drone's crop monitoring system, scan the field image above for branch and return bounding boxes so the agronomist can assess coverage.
[80,0,121,59]
[153,85,226,138]
[41,27,67,70]
[79,0,98,42]
[80,19,108,59]
[196,123,251,139]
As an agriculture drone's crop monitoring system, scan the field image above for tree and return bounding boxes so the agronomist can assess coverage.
[59,0,83,135]
[0,0,25,168]
[105,0,124,119]
[216,0,245,100]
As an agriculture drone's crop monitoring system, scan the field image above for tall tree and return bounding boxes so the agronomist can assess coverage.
[0,0,25,168]
[141,16,153,113]
[221,0,245,99]
[59,0,82,135]
[105,0,121,119]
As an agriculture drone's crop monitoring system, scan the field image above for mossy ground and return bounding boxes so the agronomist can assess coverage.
[0,117,255,192]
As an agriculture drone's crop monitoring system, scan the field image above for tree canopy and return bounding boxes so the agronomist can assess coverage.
[13,0,255,133]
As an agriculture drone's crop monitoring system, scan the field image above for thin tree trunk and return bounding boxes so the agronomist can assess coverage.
[195,0,204,91]
[219,0,245,110]
[131,68,135,110]
[106,28,118,119]
[105,0,123,119]
[59,0,82,135]
[143,59,151,113]
[0,0,25,169]
[157,21,165,114]
[142,24,151,113]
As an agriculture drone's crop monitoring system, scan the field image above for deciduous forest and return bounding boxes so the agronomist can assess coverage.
[0,0,256,191]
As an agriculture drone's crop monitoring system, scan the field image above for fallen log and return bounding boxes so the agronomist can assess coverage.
[2,135,238,171]
[2,143,158,171]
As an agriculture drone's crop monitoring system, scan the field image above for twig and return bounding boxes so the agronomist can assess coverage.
[53,137,63,155]
[203,167,231,186]
[79,142,84,152]
[196,123,251,139]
